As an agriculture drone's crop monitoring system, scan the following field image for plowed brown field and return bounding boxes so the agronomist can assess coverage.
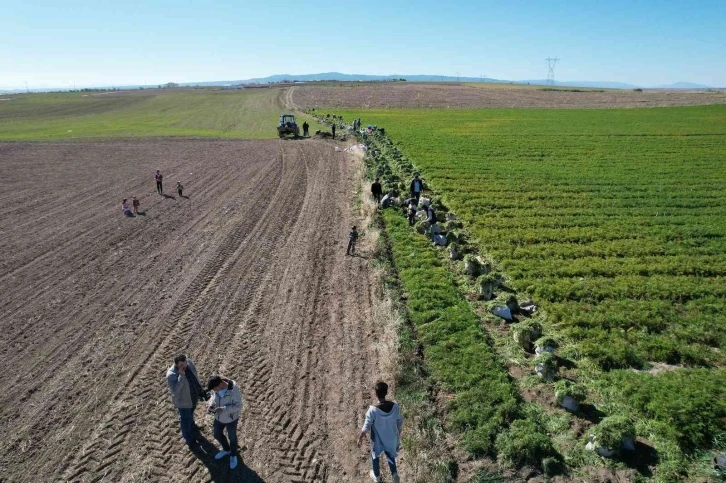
[0,139,382,482]
[291,82,726,109]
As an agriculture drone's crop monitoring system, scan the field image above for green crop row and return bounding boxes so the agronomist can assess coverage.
[338,105,726,371]
[382,210,521,456]
[338,105,726,478]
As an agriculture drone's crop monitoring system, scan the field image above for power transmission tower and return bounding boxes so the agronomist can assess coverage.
[545,57,559,86]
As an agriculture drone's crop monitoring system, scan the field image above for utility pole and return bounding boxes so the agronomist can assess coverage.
[545,57,560,86]
[25,80,29,93]
[456,72,461,83]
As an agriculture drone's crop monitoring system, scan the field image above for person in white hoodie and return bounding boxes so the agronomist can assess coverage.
[207,376,243,470]
[357,381,403,483]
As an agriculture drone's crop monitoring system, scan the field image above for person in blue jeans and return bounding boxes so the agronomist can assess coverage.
[166,354,205,446]
[357,381,403,483]
[207,375,243,470]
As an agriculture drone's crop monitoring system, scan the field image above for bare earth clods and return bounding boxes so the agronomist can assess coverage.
[292,82,726,109]
[0,139,380,482]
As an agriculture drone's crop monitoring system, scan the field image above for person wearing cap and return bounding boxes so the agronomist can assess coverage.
[207,375,243,469]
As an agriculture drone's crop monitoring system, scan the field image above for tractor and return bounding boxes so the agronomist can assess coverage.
[277,114,300,138]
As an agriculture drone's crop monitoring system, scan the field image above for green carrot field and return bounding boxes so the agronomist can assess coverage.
[0,88,283,140]
[340,105,726,479]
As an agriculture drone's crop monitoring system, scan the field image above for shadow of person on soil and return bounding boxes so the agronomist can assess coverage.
[350,253,369,259]
[180,195,190,199]
[554,354,577,370]
[136,211,146,216]
[621,440,658,477]
[579,403,607,424]
[162,194,176,200]
[189,434,265,483]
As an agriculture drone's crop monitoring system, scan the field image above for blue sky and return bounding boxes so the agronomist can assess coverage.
[1,0,725,88]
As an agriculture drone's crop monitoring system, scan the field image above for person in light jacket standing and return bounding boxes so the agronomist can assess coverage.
[207,376,243,470]
[166,354,204,445]
[357,381,403,483]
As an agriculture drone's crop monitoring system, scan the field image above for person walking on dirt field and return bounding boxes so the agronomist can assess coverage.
[371,178,383,205]
[332,123,336,139]
[357,381,403,483]
[303,121,309,137]
[177,181,184,197]
[347,226,359,256]
[166,354,205,445]
[207,376,243,470]
[132,196,140,214]
[155,170,164,195]
[409,174,423,202]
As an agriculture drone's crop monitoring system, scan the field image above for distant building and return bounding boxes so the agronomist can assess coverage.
[163,82,179,88]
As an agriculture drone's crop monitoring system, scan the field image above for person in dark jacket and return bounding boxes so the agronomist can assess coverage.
[425,204,437,241]
[166,354,204,445]
[407,199,417,226]
[155,170,164,195]
[302,121,309,137]
[332,124,336,139]
[371,178,383,205]
[410,174,423,202]
[347,226,359,255]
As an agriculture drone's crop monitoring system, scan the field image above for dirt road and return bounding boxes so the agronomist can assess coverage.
[0,139,384,482]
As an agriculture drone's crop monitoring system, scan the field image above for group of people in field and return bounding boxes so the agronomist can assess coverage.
[373,173,438,238]
[121,170,185,216]
[166,354,403,482]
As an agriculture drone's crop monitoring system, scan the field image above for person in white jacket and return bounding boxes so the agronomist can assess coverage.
[207,376,243,469]
[357,381,403,483]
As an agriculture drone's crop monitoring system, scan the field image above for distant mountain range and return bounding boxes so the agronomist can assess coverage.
[0,73,715,93]
[231,73,713,90]
[216,73,711,90]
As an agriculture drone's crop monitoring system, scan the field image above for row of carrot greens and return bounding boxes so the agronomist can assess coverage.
[341,105,726,480]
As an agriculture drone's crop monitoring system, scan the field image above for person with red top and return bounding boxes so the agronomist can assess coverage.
[155,170,164,195]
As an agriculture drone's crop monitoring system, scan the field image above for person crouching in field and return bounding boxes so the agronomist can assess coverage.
[357,381,403,483]
[166,354,204,446]
[177,181,184,197]
[207,376,243,470]
[122,199,133,217]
